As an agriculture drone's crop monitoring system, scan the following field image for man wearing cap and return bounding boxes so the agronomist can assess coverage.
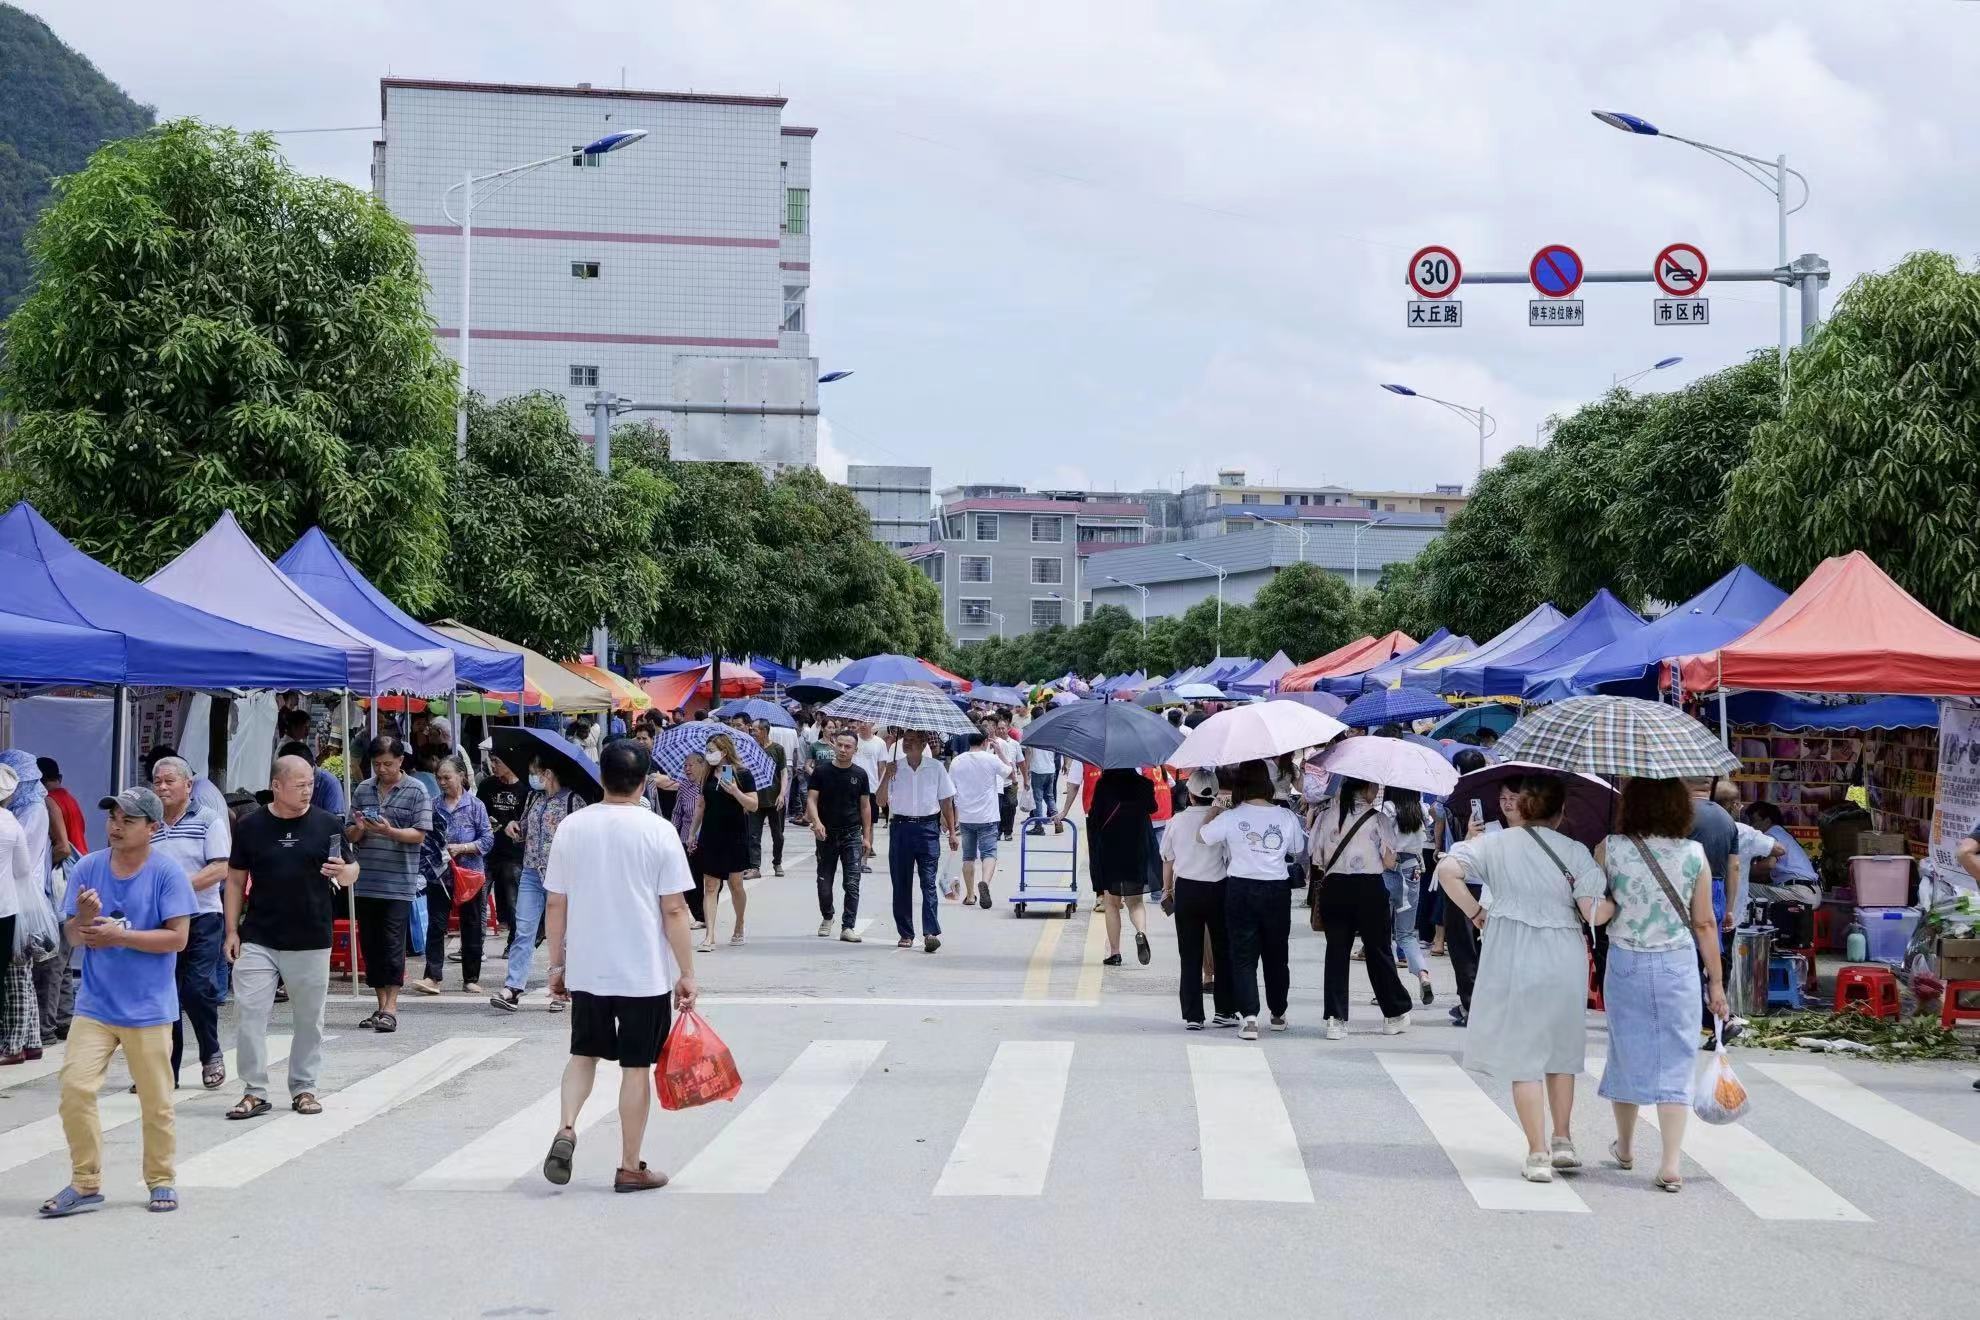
[40,788,196,1217]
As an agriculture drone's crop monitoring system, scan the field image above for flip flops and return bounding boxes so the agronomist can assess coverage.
[39,1186,105,1218]
[148,1186,178,1213]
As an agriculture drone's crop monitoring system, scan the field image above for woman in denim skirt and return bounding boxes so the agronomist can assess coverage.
[1595,777,1730,1193]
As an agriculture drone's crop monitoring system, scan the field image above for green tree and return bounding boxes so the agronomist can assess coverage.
[1142,616,1183,677]
[1416,447,1554,639]
[1065,604,1137,676]
[1352,556,1440,641]
[441,393,665,656]
[1248,561,1355,662]
[1171,598,1255,669]
[1520,391,1654,609]
[1727,252,1980,627]
[2,119,455,606]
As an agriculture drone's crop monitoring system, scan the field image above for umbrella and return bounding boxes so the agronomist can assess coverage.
[967,684,1028,708]
[1173,682,1225,700]
[1400,732,1463,764]
[1135,687,1188,709]
[1339,687,1454,730]
[1427,703,1517,742]
[492,726,602,803]
[652,720,776,781]
[1049,692,1080,707]
[1019,699,1185,770]
[1493,695,1739,778]
[1169,702,1347,769]
[1442,760,1618,850]
[821,682,977,737]
[1319,735,1459,796]
[712,697,796,729]
[787,677,848,705]
[834,653,947,687]
[1269,690,1348,718]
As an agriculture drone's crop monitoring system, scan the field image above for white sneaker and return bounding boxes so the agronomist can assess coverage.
[1522,1152,1555,1184]
[817,920,833,938]
[1184,1020,1204,1031]
[1238,1017,1259,1041]
[1269,1015,1288,1032]
[1324,1019,1346,1041]
[839,927,863,943]
[1550,1137,1581,1170]
[1382,1012,1411,1035]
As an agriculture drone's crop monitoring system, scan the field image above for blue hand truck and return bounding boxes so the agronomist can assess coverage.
[1010,814,1080,918]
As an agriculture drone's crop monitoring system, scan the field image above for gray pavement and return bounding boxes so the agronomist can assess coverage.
[4,818,1979,1319]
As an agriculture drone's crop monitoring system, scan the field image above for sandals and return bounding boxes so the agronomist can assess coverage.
[202,1057,227,1091]
[696,938,716,954]
[291,1092,322,1115]
[358,1012,381,1030]
[227,1094,273,1121]
[897,938,915,950]
[1654,1173,1684,1193]
[38,1186,105,1218]
[372,1012,397,1033]
[1608,1140,1634,1171]
[543,1128,576,1186]
[547,997,567,1015]
[148,1186,178,1213]
[729,932,746,946]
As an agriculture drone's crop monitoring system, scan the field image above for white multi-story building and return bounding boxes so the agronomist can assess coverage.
[372,77,819,466]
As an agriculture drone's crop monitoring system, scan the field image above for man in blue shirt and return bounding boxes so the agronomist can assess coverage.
[1743,801,1819,900]
[41,787,196,1217]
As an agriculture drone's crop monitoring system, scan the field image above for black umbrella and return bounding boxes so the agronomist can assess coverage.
[493,726,602,803]
[787,678,848,705]
[1443,760,1616,849]
[1020,698,1184,770]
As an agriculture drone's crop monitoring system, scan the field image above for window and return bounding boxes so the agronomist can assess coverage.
[919,555,942,581]
[571,261,600,279]
[570,146,602,168]
[1082,600,1095,622]
[973,513,1000,541]
[1433,505,1447,516]
[1298,494,1310,505]
[569,365,599,388]
[1030,557,1063,586]
[960,598,992,624]
[781,285,806,333]
[958,637,983,650]
[1030,598,1063,630]
[1240,494,1260,505]
[960,555,992,584]
[1030,515,1063,543]
[943,514,964,540]
[784,187,810,235]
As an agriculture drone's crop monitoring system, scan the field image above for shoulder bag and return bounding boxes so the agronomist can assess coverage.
[1626,834,1696,932]
[1308,807,1377,929]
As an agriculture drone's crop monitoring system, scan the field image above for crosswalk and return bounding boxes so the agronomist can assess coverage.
[4,1033,1976,1218]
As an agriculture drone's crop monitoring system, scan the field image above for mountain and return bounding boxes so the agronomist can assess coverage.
[0,4,154,317]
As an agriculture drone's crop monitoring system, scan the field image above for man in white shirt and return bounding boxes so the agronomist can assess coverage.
[877,731,958,952]
[852,722,888,872]
[1023,737,1063,837]
[541,740,698,1194]
[985,715,1022,840]
[1161,770,1235,1030]
[948,733,1010,909]
[149,756,232,1091]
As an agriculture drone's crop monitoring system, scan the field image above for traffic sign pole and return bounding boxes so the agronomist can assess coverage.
[1445,258,1828,341]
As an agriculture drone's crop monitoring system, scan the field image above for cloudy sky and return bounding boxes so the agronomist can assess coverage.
[33,0,1980,494]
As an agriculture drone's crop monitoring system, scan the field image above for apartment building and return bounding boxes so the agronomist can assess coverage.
[904,495,1147,643]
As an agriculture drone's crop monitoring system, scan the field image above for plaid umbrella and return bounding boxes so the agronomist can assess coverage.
[1492,695,1738,778]
[652,720,776,781]
[821,682,976,737]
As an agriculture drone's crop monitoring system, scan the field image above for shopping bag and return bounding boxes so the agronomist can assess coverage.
[450,861,488,908]
[13,874,60,962]
[655,1008,744,1110]
[1691,1019,1751,1126]
[406,890,428,956]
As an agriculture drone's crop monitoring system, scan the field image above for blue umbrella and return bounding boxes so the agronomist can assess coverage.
[492,726,601,802]
[1019,698,1183,770]
[967,684,1027,708]
[1427,703,1517,742]
[787,677,848,705]
[652,720,776,781]
[834,653,949,688]
[713,697,796,729]
[1340,687,1454,729]
[1400,732,1462,764]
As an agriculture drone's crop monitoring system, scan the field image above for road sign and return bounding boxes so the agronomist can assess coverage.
[1529,300,1585,327]
[1528,244,1583,298]
[1654,243,1709,296]
[1654,298,1709,325]
[1407,300,1462,327]
[1407,246,1463,299]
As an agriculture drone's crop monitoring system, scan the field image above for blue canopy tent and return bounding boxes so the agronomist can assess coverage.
[640,655,751,678]
[1401,603,1564,691]
[835,653,958,689]
[277,527,524,693]
[1230,652,1294,695]
[0,610,132,688]
[1324,629,1472,696]
[1527,565,1788,702]
[1442,590,1646,698]
[1723,693,1940,731]
[0,502,350,691]
[748,655,801,686]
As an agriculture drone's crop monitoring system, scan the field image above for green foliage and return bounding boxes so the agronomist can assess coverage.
[2,119,454,607]
[1353,557,1439,640]
[440,393,665,657]
[1171,598,1255,669]
[1247,561,1355,663]
[0,5,155,317]
[1415,448,1554,639]
[1726,252,1980,631]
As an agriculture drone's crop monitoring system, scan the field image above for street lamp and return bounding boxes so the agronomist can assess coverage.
[1104,575,1151,649]
[979,607,1006,640]
[1380,383,1496,482]
[1592,110,1809,370]
[1236,510,1311,562]
[818,370,855,384]
[1349,516,1392,591]
[441,128,648,464]
[1176,553,1229,658]
[1614,356,1684,388]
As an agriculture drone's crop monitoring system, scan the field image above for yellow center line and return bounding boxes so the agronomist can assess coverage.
[1074,903,1109,1004]
[1020,918,1067,1000]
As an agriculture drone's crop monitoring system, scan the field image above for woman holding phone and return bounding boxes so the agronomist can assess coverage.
[690,733,758,952]
[489,756,580,1013]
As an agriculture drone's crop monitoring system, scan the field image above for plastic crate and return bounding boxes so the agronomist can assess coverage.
[1857,906,1920,964]
[1848,855,1910,907]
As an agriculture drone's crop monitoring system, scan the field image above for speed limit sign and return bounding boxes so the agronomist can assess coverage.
[1407,245,1463,299]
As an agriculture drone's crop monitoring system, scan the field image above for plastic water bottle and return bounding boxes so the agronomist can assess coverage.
[1845,919,1868,963]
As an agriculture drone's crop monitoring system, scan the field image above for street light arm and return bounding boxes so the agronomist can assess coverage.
[1660,133,1811,216]
[438,151,577,225]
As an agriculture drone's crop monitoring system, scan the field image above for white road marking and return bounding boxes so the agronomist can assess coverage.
[853,917,875,939]
[178,1037,515,1188]
[1378,1052,1587,1213]
[671,1039,884,1194]
[403,1080,617,1192]
[1188,1044,1313,1203]
[935,1041,1073,1197]
[1587,1055,1866,1221]
[1754,1060,1980,1197]
[0,1045,67,1091]
[0,1038,290,1176]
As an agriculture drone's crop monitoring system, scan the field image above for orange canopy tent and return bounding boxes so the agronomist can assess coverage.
[1278,631,1418,693]
[639,661,764,715]
[1678,551,1980,697]
[560,661,651,712]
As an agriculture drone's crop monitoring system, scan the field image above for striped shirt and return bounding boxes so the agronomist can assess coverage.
[153,805,231,916]
[351,776,432,901]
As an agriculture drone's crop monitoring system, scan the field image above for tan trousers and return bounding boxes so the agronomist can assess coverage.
[59,1015,176,1192]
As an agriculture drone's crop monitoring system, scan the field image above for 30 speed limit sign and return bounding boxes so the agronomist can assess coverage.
[1407,245,1463,299]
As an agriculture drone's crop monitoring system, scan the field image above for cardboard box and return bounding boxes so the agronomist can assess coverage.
[1857,832,1906,856]
[1940,937,1980,982]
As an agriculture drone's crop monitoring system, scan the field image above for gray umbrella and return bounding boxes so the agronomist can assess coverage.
[1020,699,1184,770]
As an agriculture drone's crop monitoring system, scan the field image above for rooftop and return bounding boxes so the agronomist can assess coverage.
[941,496,1148,518]
[380,77,790,116]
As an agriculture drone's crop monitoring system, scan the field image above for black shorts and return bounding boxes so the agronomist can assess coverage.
[569,991,672,1068]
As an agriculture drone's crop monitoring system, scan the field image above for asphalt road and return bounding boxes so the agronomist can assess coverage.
[4,818,1978,1319]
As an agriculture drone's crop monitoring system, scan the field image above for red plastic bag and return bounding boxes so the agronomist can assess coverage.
[656,1009,743,1110]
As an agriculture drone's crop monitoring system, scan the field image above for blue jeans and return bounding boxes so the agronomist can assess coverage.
[504,867,547,992]
[1029,772,1057,824]
[889,817,942,940]
[1385,858,1427,979]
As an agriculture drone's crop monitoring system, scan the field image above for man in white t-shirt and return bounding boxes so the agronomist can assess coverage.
[853,722,888,872]
[541,740,697,1194]
[948,733,1010,909]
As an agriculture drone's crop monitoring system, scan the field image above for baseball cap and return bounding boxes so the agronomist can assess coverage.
[99,786,165,822]
[1187,769,1219,799]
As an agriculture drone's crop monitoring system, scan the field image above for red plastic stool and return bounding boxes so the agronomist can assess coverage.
[1834,965,1900,1019]
[1941,980,1980,1029]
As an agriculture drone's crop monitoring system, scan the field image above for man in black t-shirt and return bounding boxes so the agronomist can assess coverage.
[806,731,871,940]
[478,752,530,952]
[223,755,358,1119]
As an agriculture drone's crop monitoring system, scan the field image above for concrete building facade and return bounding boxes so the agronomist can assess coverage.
[1180,469,1469,539]
[846,464,933,550]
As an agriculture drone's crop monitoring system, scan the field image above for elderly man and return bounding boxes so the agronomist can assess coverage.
[224,755,358,1120]
[150,756,233,1092]
[748,718,789,879]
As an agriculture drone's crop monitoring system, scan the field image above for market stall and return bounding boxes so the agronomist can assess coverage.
[1440,589,1645,699]
[1399,603,1563,691]
[1278,630,1416,693]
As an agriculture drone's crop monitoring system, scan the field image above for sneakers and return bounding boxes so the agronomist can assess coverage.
[1324,1019,1346,1041]
[489,989,521,1012]
[1238,1017,1260,1041]
[840,927,863,943]
[1448,1004,1468,1028]
[817,920,833,938]
[1550,1137,1581,1170]
[773,865,784,877]
[1185,1020,1205,1031]
[1210,1013,1240,1029]
[1382,1012,1411,1035]
[1268,1015,1288,1032]
[1521,1152,1555,1184]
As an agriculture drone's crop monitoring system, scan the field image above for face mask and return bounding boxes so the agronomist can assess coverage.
[705,750,724,766]
[528,774,544,790]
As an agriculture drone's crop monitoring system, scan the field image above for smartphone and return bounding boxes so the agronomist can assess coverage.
[1469,798,1485,828]
[720,766,736,787]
